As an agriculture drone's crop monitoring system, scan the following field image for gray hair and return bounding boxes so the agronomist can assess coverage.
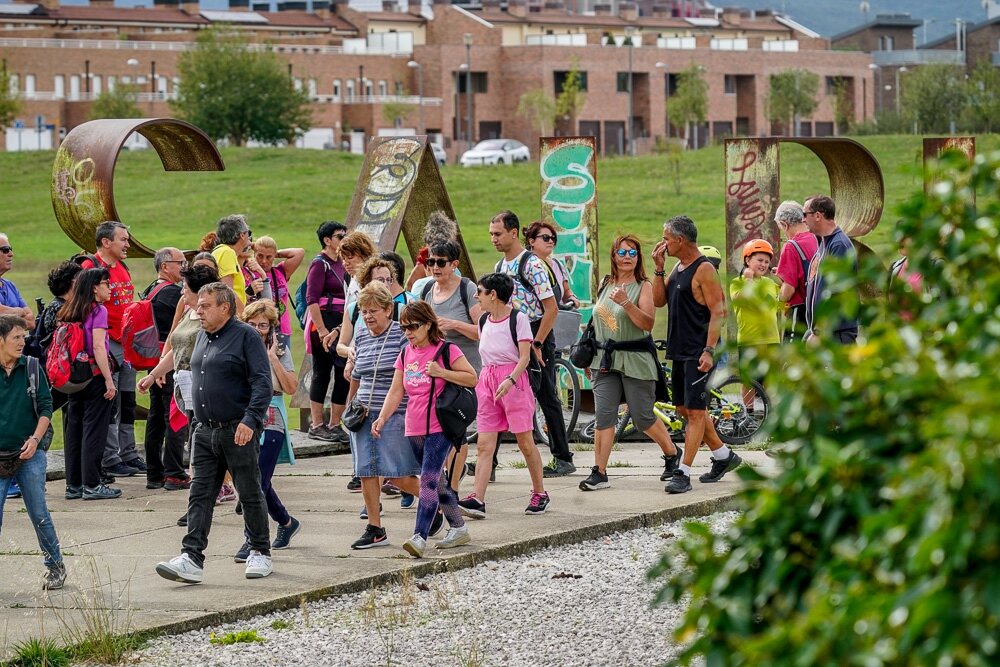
[0,232,8,243]
[198,282,237,317]
[216,214,249,246]
[424,211,459,246]
[775,200,804,226]
[663,215,698,244]
[153,247,179,273]
[95,221,128,247]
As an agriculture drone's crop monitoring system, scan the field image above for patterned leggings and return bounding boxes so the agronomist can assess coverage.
[410,432,465,539]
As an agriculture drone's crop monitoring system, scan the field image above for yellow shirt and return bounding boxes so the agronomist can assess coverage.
[730,276,780,346]
[212,244,246,305]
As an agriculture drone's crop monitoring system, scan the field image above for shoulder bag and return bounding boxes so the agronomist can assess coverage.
[427,341,478,445]
[341,327,391,432]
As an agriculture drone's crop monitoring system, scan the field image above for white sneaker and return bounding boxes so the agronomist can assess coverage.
[435,525,471,550]
[245,550,273,579]
[402,534,426,558]
[155,553,203,584]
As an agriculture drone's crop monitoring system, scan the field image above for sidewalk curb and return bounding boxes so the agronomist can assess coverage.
[143,493,738,640]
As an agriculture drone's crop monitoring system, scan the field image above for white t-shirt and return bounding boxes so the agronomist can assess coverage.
[478,310,532,367]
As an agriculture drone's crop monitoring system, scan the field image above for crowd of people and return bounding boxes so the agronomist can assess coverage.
[0,195,861,588]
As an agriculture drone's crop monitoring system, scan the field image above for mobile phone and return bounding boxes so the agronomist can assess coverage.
[265,327,274,348]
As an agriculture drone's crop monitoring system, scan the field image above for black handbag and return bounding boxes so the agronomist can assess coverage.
[569,319,598,369]
[428,341,478,445]
[0,450,24,479]
[342,326,392,433]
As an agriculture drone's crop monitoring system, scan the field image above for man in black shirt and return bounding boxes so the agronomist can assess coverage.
[142,247,186,491]
[651,216,742,494]
[155,283,273,584]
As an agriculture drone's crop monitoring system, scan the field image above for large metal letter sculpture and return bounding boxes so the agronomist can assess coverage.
[52,118,225,258]
[539,136,598,314]
[344,136,475,279]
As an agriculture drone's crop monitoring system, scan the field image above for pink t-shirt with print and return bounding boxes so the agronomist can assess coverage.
[394,341,466,436]
[478,311,533,367]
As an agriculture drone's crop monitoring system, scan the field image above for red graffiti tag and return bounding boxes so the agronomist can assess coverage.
[728,151,766,238]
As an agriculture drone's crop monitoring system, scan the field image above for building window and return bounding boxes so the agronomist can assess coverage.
[457,72,488,94]
[7,73,17,95]
[333,78,342,97]
[54,75,65,99]
[879,35,894,51]
[378,80,387,96]
[364,79,373,96]
[346,79,355,101]
[617,72,630,93]
[724,75,736,95]
[396,81,404,96]
[554,70,588,93]
[70,74,80,100]
[108,75,116,92]
[308,79,317,98]
[25,74,35,96]
[92,75,102,96]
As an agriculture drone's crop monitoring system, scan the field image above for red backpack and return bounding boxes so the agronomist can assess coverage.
[45,322,99,394]
[122,281,172,371]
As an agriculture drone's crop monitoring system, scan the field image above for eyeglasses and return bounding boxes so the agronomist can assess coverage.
[533,234,557,243]
[164,260,188,267]
[99,280,110,286]
[373,276,393,285]
[332,233,346,240]
[426,258,452,268]
[616,249,638,258]
[803,210,815,216]
[400,322,425,331]
[251,322,271,331]
[0,246,11,254]
[360,308,383,318]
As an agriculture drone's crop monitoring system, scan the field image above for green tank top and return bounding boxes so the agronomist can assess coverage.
[592,280,659,381]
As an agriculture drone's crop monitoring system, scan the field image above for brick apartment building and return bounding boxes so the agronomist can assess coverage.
[1,0,876,157]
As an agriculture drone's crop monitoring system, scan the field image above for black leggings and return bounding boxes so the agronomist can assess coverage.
[309,329,350,405]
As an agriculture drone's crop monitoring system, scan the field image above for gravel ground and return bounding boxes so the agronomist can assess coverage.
[132,511,739,667]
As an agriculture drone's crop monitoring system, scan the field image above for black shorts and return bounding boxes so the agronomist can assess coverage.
[671,359,712,410]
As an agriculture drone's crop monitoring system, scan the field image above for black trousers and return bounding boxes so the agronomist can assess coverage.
[182,422,269,568]
[529,321,573,463]
[144,372,188,482]
[64,375,114,488]
[309,329,350,406]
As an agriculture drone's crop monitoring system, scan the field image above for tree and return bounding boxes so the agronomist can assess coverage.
[555,55,587,134]
[0,69,22,128]
[764,68,819,137]
[665,62,708,149]
[652,151,1000,667]
[832,77,852,134]
[88,83,143,121]
[964,59,1000,133]
[381,101,414,127]
[171,27,313,146]
[900,63,966,134]
[517,88,556,137]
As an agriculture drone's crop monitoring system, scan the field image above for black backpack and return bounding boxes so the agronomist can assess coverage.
[479,311,542,393]
[427,340,478,445]
[494,250,560,304]
[420,277,473,322]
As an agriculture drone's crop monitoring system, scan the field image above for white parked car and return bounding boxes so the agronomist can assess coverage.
[430,142,447,166]
[460,139,531,167]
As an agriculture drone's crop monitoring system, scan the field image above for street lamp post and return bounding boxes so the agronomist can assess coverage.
[625,26,636,156]
[463,34,473,156]
[126,58,139,86]
[896,66,907,115]
[407,60,424,135]
[656,62,669,138]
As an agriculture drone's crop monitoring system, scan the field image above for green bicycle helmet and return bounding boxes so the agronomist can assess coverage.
[699,245,722,269]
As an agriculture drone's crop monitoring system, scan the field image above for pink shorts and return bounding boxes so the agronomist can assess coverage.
[476,363,536,434]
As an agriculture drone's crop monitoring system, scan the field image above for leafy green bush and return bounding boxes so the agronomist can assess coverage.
[651,150,1000,666]
[209,630,265,645]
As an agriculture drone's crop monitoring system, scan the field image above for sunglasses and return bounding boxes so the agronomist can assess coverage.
[616,249,638,258]
[533,234,557,243]
[803,210,815,216]
[426,258,452,268]
[400,322,425,331]
[0,246,11,254]
[332,233,346,240]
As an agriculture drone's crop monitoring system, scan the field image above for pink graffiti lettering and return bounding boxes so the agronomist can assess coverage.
[728,151,765,234]
[55,168,76,205]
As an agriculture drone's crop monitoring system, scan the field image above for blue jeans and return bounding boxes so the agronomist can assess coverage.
[258,430,291,526]
[0,449,63,569]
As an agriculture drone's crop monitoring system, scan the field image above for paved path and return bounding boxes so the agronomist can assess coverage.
[0,439,772,657]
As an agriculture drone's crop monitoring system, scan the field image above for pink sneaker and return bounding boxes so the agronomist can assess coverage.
[216,483,236,504]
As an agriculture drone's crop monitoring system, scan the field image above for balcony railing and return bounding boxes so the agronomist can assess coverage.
[341,95,442,106]
[19,90,175,101]
[0,36,348,55]
[872,50,965,65]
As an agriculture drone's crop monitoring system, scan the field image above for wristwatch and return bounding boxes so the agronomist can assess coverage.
[703,346,715,355]
[532,340,543,349]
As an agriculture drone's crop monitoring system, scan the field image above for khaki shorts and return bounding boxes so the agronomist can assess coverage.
[592,371,657,432]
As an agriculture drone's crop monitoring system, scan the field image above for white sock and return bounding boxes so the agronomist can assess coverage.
[679,464,691,476]
[714,445,732,460]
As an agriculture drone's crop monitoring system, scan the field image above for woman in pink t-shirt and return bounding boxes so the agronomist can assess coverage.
[373,301,478,557]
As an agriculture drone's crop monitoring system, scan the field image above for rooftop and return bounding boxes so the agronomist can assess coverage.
[830,12,923,43]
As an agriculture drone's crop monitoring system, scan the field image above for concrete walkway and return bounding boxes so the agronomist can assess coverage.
[0,438,772,657]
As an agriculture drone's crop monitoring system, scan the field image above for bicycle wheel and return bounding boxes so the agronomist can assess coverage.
[708,375,771,445]
[578,418,596,443]
[613,405,635,442]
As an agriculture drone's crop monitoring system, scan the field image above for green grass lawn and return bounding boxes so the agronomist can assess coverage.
[5,134,994,449]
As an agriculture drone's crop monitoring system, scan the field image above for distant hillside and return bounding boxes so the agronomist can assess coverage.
[742,0,987,44]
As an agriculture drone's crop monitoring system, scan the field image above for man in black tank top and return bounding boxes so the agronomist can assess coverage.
[652,216,743,494]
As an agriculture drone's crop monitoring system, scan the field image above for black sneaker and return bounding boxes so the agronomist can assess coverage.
[234,539,252,563]
[234,501,243,516]
[43,563,67,591]
[272,517,301,549]
[664,469,692,494]
[458,494,486,519]
[351,524,389,550]
[660,445,685,482]
[347,476,362,493]
[129,458,148,473]
[328,424,350,444]
[104,462,139,477]
[699,451,743,483]
[177,513,188,527]
[308,425,336,442]
[65,484,83,500]
[147,479,165,490]
[101,473,116,486]
[429,510,445,537]
[542,458,577,478]
[578,466,610,491]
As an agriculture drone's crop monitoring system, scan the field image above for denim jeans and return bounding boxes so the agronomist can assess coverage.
[103,340,139,468]
[0,449,63,569]
[182,422,270,568]
[258,430,290,526]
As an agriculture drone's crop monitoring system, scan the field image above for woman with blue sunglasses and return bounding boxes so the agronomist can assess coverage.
[579,234,683,492]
